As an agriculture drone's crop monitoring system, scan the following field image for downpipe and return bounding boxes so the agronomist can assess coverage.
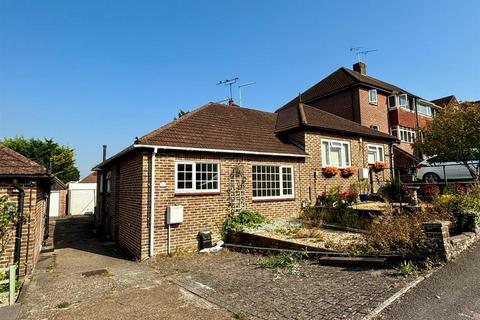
[149,147,158,257]
[12,179,25,277]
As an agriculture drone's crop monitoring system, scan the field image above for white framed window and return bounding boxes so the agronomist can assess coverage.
[370,125,379,131]
[367,144,385,164]
[175,161,220,193]
[252,165,294,200]
[106,171,111,193]
[99,174,104,193]
[368,89,378,104]
[392,126,416,143]
[417,102,432,116]
[398,94,408,109]
[321,139,351,168]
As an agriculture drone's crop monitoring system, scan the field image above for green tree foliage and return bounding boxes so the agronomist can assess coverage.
[1,137,80,183]
[416,102,480,180]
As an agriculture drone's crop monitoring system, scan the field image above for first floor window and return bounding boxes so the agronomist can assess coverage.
[368,144,385,164]
[321,140,351,168]
[176,162,220,193]
[398,94,409,109]
[368,89,378,104]
[252,165,294,199]
[417,102,432,116]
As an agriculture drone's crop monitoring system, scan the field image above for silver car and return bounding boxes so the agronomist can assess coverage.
[416,156,480,183]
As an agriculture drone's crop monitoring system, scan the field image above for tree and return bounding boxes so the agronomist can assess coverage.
[174,109,190,120]
[1,137,80,183]
[415,102,480,180]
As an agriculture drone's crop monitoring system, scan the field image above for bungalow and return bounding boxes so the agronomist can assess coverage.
[93,102,397,260]
[0,145,51,276]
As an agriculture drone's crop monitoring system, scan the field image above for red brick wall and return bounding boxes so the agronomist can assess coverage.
[358,87,389,133]
[0,180,47,277]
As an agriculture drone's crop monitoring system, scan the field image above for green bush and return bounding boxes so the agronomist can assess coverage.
[222,210,266,237]
[378,176,403,202]
[432,194,480,232]
[256,253,306,269]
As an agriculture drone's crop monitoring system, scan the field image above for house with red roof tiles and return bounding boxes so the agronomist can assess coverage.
[93,102,397,259]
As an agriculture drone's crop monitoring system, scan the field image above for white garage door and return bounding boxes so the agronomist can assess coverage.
[49,191,60,217]
[69,189,95,215]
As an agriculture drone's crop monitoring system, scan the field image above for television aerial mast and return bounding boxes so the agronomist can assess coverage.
[238,82,256,107]
[350,47,378,62]
[217,77,239,103]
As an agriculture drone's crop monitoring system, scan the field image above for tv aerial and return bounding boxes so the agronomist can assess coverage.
[217,77,239,103]
[350,47,378,62]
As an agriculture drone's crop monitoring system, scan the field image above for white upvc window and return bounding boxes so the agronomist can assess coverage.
[252,165,294,200]
[398,94,408,109]
[392,126,416,143]
[417,102,432,116]
[367,144,385,164]
[175,161,220,193]
[368,89,378,104]
[321,139,351,168]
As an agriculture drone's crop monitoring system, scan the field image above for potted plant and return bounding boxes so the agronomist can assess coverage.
[371,161,387,173]
[322,166,340,178]
[355,179,370,202]
[340,166,357,178]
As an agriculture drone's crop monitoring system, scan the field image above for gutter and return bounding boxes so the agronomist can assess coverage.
[12,179,25,277]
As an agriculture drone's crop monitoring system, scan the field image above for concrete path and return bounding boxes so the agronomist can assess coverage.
[379,241,480,320]
[16,216,232,320]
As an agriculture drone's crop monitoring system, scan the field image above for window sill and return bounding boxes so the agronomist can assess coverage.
[369,102,378,106]
[175,192,221,197]
[253,197,295,203]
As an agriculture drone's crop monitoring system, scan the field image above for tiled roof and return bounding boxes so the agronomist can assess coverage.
[276,103,397,141]
[0,145,47,176]
[137,103,307,156]
[277,67,418,112]
[431,95,457,108]
[79,171,97,183]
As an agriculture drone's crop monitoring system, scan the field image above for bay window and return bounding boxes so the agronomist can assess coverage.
[417,102,432,116]
[175,161,220,193]
[391,126,416,143]
[252,165,294,200]
[321,139,351,168]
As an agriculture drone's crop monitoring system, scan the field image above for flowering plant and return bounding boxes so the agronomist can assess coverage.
[340,166,357,178]
[322,166,340,177]
[371,161,387,173]
[339,191,359,204]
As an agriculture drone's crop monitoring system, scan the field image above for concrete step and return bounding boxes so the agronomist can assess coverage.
[318,256,387,268]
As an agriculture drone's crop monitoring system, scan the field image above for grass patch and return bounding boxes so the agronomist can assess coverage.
[56,302,71,309]
[273,226,300,236]
[395,259,434,276]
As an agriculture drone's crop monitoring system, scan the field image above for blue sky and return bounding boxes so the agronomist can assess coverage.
[1,0,479,177]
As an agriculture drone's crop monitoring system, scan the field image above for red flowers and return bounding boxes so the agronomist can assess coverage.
[340,166,357,178]
[371,162,387,172]
[322,166,340,177]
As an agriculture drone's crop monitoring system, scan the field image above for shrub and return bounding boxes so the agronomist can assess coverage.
[293,228,324,240]
[432,193,480,232]
[222,210,266,237]
[363,208,452,256]
[378,176,403,202]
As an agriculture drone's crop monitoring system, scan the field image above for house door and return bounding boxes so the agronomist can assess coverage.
[49,191,60,217]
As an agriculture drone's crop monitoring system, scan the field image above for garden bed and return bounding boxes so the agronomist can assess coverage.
[240,219,365,251]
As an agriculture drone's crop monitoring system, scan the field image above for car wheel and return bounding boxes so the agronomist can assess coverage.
[423,173,440,184]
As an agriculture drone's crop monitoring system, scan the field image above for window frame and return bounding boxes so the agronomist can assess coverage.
[252,164,295,201]
[106,171,111,193]
[392,125,416,144]
[398,94,409,109]
[417,102,432,117]
[367,144,385,164]
[321,139,352,168]
[368,89,378,105]
[174,160,221,194]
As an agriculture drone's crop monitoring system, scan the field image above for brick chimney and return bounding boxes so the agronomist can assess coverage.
[353,62,366,75]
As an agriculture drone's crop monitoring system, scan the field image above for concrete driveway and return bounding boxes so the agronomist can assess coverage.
[16,216,232,320]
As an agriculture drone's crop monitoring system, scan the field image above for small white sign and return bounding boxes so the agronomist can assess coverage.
[160,181,167,188]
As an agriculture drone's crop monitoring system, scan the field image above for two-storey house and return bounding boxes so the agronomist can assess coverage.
[277,62,441,178]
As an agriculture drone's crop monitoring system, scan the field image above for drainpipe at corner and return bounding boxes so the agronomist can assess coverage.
[149,147,158,257]
[13,179,25,277]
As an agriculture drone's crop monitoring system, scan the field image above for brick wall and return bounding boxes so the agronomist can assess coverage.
[0,180,47,277]
[358,87,389,133]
